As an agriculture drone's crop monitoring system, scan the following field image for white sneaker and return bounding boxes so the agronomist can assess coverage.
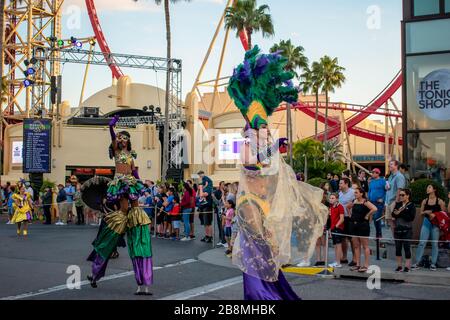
[180,237,190,242]
[223,243,229,248]
[296,261,311,267]
[6,221,11,224]
[217,242,224,247]
[447,267,450,271]
[329,262,342,268]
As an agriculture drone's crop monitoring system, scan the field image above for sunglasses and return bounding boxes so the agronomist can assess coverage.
[118,135,130,141]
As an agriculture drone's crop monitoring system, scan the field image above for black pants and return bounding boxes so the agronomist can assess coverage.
[395,229,412,259]
[215,207,225,244]
[43,205,51,224]
[76,206,85,225]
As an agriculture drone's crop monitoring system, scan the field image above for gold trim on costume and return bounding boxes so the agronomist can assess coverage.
[127,207,151,228]
[246,101,268,124]
[103,211,128,234]
[237,193,271,217]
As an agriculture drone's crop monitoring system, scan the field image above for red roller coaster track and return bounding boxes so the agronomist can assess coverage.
[85,1,402,145]
[85,0,124,79]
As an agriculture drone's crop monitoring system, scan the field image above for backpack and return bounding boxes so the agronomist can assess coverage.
[420,255,431,269]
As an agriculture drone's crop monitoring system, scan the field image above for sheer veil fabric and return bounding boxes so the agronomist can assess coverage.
[232,136,329,282]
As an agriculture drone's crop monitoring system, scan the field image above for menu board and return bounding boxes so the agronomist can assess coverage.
[23,119,52,173]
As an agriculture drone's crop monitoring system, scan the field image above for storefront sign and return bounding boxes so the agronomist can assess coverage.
[416,69,450,121]
[23,118,52,173]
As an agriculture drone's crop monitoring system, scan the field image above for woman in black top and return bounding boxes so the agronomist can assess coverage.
[412,184,446,271]
[349,188,377,273]
[392,189,416,272]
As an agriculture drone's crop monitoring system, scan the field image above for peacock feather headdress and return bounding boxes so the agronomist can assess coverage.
[228,45,299,129]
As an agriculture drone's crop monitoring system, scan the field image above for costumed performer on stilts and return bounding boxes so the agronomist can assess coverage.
[228,45,329,300]
[87,115,153,296]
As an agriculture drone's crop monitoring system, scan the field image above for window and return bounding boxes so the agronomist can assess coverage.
[406,53,450,130]
[407,131,450,188]
[406,19,450,54]
[413,0,440,17]
[446,0,450,13]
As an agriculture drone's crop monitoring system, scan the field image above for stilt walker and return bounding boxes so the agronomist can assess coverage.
[87,115,153,295]
[227,46,329,300]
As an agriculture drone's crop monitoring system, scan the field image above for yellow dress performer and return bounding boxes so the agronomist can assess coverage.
[11,186,34,236]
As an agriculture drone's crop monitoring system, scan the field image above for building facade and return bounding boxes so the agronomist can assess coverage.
[402,0,450,188]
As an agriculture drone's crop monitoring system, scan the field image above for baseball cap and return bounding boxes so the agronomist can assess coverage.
[372,168,381,174]
[197,170,205,175]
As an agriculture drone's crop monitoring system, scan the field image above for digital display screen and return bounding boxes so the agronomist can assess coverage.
[12,141,23,164]
[218,133,245,161]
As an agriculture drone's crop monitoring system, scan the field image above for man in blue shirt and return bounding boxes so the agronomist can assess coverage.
[385,160,406,236]
[368,168,386,238]
[163,187,175,238]
[64,181,75,223]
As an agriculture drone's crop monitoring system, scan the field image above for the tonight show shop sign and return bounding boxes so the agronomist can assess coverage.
[23,118,52,173]
[416,69,450,121]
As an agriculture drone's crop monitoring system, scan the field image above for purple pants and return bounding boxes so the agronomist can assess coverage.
[91,253,109,282]
[243,270,301,300]
[132,257,153,286]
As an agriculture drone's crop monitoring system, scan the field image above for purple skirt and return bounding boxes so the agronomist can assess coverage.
[243,270,301,300]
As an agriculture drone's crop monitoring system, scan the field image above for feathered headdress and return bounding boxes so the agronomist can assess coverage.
[228,45,298,129]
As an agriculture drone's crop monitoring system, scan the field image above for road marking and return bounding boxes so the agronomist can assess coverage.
[0,258,197,300]
[159,276,243,300]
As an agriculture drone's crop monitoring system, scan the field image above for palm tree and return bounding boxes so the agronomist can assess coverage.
[270,39,308,78]
[320,55,346,149]
[323,138,344,162]
[301,61,324,139]
[270,39,308,166]
[224,0,274,50]
[134,0,191,180]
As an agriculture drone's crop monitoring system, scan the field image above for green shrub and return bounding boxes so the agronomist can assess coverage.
[307,177,328,188]
[409,179,447,205]
[40,179,56,193]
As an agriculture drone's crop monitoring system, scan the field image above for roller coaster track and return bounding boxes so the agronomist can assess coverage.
[85,0,124,79]
[86,1,403,145]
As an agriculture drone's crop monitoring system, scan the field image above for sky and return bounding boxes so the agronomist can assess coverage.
[60,0,403,110]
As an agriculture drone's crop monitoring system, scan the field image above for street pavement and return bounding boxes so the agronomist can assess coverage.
[0,215,449,300]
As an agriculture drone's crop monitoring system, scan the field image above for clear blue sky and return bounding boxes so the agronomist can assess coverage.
[61,0,402,109]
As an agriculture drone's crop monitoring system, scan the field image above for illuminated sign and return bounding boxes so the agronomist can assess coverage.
[218,132,245,161]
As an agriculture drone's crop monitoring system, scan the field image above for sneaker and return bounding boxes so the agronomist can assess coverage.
[446,267,450,271]
[403,267,410,273]
[223,243,229,249]
[296,261,311,267]
[329,262,341,268]
[180,237,190,242]
[430,264,437,271]
[314,261,325,267]
[216,242,224,247]
[190,235,196,240]
[6,221,11,225]
[348,261,357,267]
[411,264,421,270]
[200,237,207,242]
[395,266,403,272]
[340,259,349,264]
[205,237,212,243]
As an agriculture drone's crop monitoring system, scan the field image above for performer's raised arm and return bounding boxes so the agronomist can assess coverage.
[109,114,120,150]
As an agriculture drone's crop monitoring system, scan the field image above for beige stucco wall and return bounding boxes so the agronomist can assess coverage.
[1,122,161,185]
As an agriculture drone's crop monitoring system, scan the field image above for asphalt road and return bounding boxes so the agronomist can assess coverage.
[0,216,449,300]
